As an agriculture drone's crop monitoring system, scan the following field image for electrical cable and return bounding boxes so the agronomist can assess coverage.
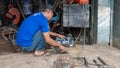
[74,28,83,43]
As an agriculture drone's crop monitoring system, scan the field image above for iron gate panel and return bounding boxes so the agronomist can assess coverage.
[63,4,89,27]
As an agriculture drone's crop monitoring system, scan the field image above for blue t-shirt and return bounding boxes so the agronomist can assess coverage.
[16,12,49,47]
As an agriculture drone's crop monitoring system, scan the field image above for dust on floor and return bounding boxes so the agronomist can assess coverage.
[0,45,120,68]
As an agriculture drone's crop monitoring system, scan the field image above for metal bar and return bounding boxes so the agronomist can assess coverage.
[97,57,107,65]
[84,57,89,68]
[16,0,26,19]
[109,0,114,46]
[93,60,101,68]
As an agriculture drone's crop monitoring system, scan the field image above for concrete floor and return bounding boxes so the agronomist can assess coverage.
[0,45,120,68]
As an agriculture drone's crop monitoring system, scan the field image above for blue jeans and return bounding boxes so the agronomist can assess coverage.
[20,30,46,53]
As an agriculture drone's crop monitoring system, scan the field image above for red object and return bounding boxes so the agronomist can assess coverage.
[77,0,89,4]
[6,4,20,25]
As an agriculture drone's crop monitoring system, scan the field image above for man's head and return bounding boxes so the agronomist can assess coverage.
[42,9,53,21]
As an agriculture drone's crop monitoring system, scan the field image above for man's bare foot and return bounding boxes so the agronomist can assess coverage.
[34,50,45,56]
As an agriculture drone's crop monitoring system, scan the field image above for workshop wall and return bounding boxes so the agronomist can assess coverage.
[97,0,114,45]
[113,0,120,49]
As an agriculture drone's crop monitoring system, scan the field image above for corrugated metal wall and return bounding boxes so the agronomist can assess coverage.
[97,0,111,44]
[113,0,120,49]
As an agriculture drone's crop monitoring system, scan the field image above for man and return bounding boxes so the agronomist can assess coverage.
[16,9,66,56]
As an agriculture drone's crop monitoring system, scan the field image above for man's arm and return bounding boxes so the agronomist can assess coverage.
[49,32,65,39]
[43,32,66,51]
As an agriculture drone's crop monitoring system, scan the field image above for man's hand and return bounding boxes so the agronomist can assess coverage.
[43,32,66,52]
[59,45,66,52]
[57,34,65,39]
[49,32,65,39]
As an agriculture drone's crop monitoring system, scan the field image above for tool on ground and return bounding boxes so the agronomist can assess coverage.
[97,57,107,65]
[93,59,116,68]
[97,57,116,68]
[84,57,89,68]
[93,59,102,68]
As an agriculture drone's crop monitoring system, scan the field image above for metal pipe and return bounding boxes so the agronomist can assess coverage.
[16,0,26,19]
[97,57,107,65]
[84,57,89,68]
